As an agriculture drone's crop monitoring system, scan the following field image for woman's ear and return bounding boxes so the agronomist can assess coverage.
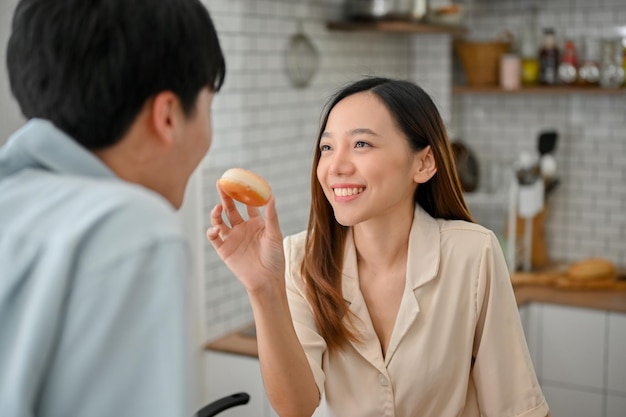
[413,146,437,184]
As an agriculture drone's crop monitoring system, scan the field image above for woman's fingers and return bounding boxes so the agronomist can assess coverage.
[264,196,283,242]
[209,204,228,235]
[208,182,281,262]
[208,204,229,249]
[206,223,223,249]
[245,203,261,219]
[216,181,245,226]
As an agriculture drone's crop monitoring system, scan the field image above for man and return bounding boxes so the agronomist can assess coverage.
[0,1,225,416]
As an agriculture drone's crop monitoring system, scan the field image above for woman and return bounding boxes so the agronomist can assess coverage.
[207,77,549,417]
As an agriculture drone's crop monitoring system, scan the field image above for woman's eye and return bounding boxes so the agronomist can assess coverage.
[355,141,370,148]
[320,144,331,152]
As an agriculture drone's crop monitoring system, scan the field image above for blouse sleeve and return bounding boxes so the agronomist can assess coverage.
[283,233,327,399]
[472,231,550,417]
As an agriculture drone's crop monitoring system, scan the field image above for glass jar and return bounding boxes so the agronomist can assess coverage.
[599,37,625,88]
[578,36,601,86]
[622,39,626,87]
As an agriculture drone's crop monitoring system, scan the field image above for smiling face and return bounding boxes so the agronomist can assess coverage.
[316,91,424,227]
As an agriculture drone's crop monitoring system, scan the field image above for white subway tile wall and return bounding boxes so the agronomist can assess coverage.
[454,0,626,268]
[0,0,25,144]
[202,0,422,339]
[201,0,626,340]
[0,0,620,343]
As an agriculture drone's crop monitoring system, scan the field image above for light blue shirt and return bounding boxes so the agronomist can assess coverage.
[0,120,191,417]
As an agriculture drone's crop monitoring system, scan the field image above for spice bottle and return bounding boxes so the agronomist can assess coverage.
[558,39,578,84]
[539,28,559,85]
[519,9,539,85]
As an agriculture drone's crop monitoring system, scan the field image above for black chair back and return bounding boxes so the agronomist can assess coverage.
[195,392,250,417]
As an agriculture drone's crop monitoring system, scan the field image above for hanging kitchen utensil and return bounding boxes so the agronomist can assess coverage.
[286,21,320,88]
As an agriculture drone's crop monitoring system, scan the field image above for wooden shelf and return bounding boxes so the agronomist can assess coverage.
[453,85,626,95]
[327,19,467,36]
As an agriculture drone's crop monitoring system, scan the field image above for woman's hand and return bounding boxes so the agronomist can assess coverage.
[207,183,320,416]
[206,182,285,292]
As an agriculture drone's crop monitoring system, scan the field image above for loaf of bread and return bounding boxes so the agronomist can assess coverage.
[566,258,616,281]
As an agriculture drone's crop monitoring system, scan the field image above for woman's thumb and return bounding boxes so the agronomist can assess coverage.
[264,196,283,240]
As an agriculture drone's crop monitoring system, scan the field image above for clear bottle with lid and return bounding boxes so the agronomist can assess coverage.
[599,37,625,88]
[623,39,626,87]
[519,8,539,85]
[578,36,601,85]
[539,28,560,85]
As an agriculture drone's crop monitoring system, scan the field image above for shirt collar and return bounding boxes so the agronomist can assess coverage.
[0,119,116,181]
[342,204,441,304]
[406,204,441,290]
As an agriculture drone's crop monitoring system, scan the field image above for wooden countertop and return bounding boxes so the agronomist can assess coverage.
[205,270,626,358]
[513,284,626,313]
[205,323,259,358]
[510,264,626,313]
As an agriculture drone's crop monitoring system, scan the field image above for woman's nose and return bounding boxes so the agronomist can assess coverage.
[327,146,355,176]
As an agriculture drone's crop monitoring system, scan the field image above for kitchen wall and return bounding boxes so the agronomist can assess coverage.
[202,0,626,341]
[200,0,451,340]
[452,0,626,268]
[0,0,447,340]
[0,0,623,344]
[0,0,24,144]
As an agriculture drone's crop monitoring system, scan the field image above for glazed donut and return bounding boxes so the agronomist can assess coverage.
[217,168,272,207]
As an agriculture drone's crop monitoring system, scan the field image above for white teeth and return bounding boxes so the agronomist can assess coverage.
[333,187,364,197]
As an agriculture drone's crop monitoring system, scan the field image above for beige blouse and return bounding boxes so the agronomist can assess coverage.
[283,205,549,417]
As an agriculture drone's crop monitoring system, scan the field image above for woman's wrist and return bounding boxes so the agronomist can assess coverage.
[246,276,287,305]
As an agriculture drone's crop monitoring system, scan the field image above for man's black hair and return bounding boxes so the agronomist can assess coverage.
[7,0,226,150]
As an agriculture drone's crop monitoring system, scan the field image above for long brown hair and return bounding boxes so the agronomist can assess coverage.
[301,77,473,352]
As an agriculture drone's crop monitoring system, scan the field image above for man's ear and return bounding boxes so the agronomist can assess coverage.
[150,91,181,147]
[414,145,437,184]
